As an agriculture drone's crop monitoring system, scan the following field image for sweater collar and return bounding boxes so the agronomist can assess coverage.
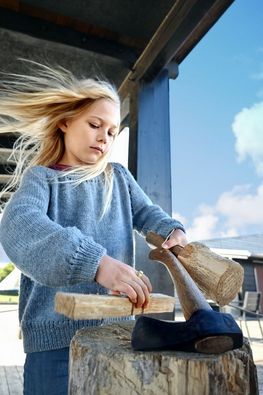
[49,164,72,171]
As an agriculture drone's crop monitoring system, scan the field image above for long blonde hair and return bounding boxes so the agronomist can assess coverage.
[0,60,121,215]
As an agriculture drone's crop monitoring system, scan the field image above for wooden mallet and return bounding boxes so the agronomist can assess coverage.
[131,232,243,353]
[147,232,244,306]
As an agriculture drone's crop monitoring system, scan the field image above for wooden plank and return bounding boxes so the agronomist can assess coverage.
[0,174,12,183]
[55,292,175,320]
[0,148,14,164]
[0,0,145,51]
[0,5,136,63]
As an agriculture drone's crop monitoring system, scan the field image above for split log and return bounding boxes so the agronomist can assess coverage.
[55,292,175,319]
[69,322,259,395]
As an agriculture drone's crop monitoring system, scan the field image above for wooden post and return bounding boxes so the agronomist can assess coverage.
[129,69,175,304]
[69,322,259,395]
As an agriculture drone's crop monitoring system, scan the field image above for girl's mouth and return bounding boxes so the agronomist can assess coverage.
[90,146,103,153]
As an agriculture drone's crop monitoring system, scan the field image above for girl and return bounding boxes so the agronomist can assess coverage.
[0,61,187,395]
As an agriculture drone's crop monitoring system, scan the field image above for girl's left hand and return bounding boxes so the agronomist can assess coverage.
[161,228,188,249]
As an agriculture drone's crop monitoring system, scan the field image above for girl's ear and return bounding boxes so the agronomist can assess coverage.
[57,120,68,133]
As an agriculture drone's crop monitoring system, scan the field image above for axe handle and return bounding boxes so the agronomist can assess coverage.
[149,248,211,320]
[147,232,212,320]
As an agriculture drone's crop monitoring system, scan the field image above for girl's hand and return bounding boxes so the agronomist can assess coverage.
[95,255,152,308]
[161,228,188,249]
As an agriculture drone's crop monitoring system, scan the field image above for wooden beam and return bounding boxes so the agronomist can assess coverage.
[0,0,146,50]
[0,148,14,164]
[0,163,15,174]
[127,84,139,178]
[0,174,13,184]
[118,0,198,98]
[119,0,234,99]
[55,292,175,320]
[0,4,138,64]
[132,70,175,317]
[0,133,18,149]
[162,0,236,66]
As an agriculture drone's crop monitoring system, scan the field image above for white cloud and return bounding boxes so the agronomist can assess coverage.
[186,209,218,241]
[232,101,263,175]
[178,100,263,241]
[177,183,263,241]
[216,183,263,227]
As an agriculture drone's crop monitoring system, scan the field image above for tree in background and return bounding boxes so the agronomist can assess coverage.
[0,263,14,282]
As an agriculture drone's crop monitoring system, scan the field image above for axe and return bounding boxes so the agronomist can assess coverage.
[131,232,243,354]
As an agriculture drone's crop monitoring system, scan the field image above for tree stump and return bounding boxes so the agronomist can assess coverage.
[69,322,259,395]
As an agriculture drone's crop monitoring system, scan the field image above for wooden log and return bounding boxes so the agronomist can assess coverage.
[173,242,244,306]
[69,322,259,395]
[55,292,175,320]
[146,232,244,306]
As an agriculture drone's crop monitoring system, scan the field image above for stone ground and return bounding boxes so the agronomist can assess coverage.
[0,304,262,395]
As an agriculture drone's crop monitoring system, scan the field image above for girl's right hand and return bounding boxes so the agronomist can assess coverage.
[95,255,152,308]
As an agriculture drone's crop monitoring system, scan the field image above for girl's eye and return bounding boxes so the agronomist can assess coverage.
[89,123,99,129]
[108,131,115,137]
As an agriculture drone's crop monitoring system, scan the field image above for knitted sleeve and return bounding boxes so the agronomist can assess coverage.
[0,167,106,287]
[114,163,185,238]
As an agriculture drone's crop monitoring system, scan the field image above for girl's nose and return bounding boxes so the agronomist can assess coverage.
[97,129,108,143]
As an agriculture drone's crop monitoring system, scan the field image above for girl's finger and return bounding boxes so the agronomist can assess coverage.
[140,273,152,293]
[108,290,121,295]
[130,280,147,308]
[132,272,152,307]
[129,278,151,308]
[114,282,137,304]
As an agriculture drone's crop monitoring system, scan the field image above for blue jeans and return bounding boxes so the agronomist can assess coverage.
[23,347,69,395]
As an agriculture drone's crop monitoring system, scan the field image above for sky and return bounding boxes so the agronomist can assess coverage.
[169,0,263,241]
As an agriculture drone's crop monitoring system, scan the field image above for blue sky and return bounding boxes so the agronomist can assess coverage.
[169,0,263,240]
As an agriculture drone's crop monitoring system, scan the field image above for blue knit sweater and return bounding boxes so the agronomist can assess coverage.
[0,163,184,353]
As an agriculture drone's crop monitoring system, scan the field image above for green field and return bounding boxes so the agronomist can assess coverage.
[0,294,19,304]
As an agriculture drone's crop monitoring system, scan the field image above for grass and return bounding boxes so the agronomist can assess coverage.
[0,294,19,304]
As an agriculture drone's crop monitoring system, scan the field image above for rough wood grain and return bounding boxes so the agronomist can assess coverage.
[146,232,244,306]
[55,292,175,320]
[69,322,259,395]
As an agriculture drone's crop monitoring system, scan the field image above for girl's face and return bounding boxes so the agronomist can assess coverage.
[58,98,120,166]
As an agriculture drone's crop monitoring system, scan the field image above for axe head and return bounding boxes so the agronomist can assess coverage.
[131,309,243,354]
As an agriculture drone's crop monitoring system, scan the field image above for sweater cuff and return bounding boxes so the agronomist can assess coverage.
[68,237,106,283]
[156,220,185,239]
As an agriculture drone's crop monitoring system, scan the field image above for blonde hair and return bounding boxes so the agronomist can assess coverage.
[0,60,121,216]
